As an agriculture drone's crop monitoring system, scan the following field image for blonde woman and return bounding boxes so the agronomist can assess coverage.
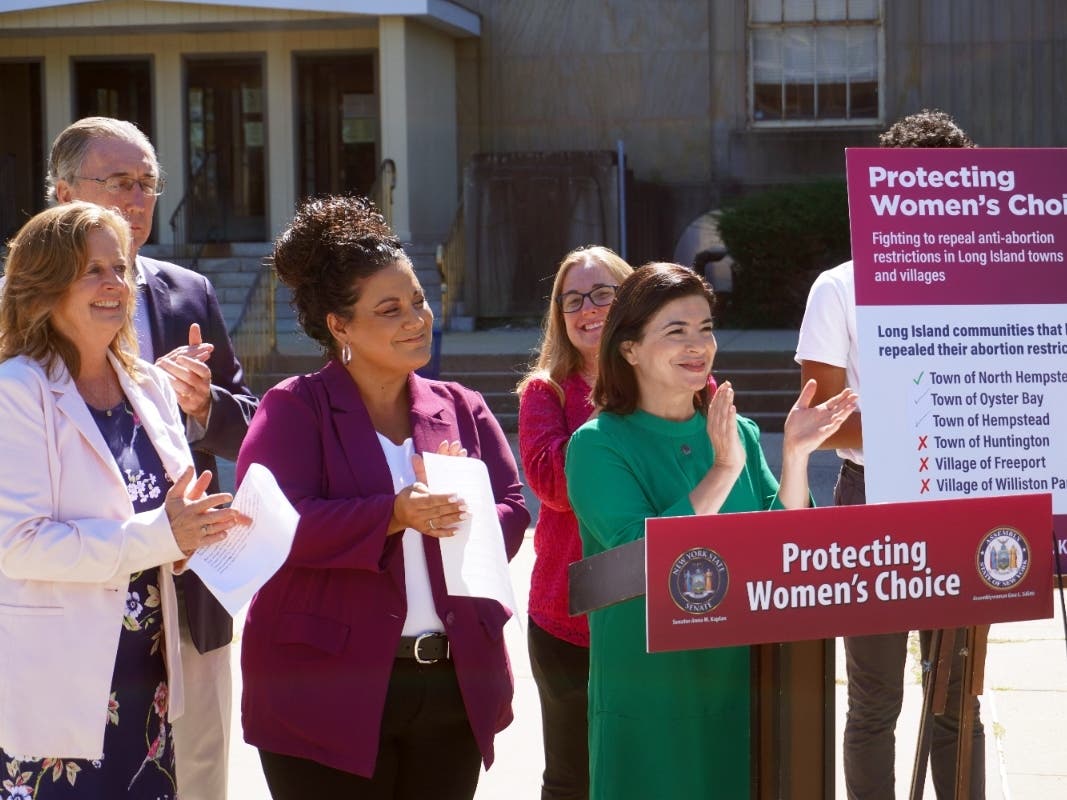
[517,245,632,799]
[0,203,244,799]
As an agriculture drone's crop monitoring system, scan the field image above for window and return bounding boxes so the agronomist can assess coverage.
[749,0,882,125]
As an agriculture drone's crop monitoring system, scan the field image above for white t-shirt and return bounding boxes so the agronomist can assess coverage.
[794,260,863,465]
[376,433,446,636]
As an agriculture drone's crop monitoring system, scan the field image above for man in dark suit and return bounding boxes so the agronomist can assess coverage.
[50,116,258,800]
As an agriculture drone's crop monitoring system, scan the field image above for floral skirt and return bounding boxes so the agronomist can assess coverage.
[0,570,177,799]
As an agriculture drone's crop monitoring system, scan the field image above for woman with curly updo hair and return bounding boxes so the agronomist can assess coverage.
[235,195,529,799]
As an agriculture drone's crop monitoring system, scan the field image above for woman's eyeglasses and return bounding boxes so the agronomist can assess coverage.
[556,285,618,314]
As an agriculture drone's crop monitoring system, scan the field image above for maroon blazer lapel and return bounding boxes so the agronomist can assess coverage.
[407,372,456,456]
[318,360,394,498]
[406,373,466,606]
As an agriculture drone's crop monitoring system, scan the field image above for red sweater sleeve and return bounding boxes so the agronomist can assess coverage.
[518,379,575,513]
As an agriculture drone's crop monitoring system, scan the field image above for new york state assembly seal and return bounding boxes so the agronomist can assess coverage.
[976,526,1030,590]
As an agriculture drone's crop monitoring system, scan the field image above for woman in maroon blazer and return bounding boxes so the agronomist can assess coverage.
[235,195,530,798]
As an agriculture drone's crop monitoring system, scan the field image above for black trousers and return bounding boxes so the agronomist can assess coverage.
[837,462,985,799]
[527,617,590,800]
[259,658,481,800]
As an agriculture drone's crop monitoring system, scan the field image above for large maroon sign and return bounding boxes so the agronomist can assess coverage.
[645,494,1052,653]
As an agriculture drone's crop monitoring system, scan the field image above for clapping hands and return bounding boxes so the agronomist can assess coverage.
[783,379,858,457]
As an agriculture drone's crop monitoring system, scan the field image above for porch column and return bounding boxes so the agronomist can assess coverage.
[378,16,413,242]
[155,48,184,246]
[378,16,459,244]
[43,53,71,154]
[265,38,294,240]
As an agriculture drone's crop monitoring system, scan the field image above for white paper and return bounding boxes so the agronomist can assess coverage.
[188,463,299,616]
[423,452,517,613]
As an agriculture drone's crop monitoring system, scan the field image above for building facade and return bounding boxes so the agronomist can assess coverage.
[2,0,1065,318]
[0,0,474,254]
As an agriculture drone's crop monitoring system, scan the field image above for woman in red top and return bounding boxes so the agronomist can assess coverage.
[517,245,632,800]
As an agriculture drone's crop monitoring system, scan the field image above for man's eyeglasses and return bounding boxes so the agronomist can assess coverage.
[74,174,166,197]
[556,285,618,314]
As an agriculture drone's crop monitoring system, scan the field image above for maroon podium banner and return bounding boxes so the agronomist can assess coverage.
[646,494,1053,654]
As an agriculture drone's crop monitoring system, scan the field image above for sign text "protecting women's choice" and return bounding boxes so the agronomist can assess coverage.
[749,535,959,612]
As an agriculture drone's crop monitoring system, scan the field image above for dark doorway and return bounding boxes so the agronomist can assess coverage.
[73,58,154,141]
[295,53,378,202]
[73,58,156,243]
[185,57,266,242]
[0,61,44,243]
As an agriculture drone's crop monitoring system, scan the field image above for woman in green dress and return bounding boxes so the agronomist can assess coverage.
[566,263,856,799]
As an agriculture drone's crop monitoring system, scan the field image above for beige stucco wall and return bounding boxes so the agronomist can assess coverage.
[458,0,712,187]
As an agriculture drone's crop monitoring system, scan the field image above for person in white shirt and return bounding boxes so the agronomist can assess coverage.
[795,109,985,800]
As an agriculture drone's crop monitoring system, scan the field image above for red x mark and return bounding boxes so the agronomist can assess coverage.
[920,479,930,494]
[917,435,928,451]
[919,457,929,472]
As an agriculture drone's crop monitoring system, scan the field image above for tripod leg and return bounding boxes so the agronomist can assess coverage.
[954,625,989,800]
[910,629,955,800]
[931,629,955,714]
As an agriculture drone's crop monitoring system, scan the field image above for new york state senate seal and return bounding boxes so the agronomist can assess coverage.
[669,547,729,614]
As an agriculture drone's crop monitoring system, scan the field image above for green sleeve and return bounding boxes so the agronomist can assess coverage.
[566,421,695,553]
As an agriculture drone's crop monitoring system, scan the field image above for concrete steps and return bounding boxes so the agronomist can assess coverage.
[714,351,802,432]
[437,348,801,434]
[196,249,271,332]
[246,351,327,397]
[439,352,530,433]
[140,243,272,333]
[144,237,445,353]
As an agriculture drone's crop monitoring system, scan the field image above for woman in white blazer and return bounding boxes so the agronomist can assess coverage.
[0,203,246,799]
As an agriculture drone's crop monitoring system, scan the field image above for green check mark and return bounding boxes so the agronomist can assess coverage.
[913,370,925,385]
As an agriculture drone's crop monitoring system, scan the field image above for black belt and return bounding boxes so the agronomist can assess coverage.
[842,459,865,475]
[396,632,450,664]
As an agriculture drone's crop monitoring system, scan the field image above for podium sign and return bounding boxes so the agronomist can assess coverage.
[646,494,1052,654]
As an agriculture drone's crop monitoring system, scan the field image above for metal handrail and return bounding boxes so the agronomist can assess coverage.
[229,263,276,381]
[369,158,396,228]
[436,201,465,329]
[168,153,216,267]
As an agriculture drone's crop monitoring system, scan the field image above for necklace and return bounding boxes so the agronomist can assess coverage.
[77,371,123,416]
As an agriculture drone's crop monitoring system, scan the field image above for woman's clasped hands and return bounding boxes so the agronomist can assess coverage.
[390,439,472,538]
[165,467,252,556]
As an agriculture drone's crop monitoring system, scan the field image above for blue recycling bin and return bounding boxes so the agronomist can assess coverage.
[416,324,444,379]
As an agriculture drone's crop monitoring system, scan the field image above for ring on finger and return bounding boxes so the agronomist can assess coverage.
[429,519,436,530]
[201,524,208,534]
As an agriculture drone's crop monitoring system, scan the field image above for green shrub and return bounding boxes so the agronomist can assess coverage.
[717,180,851,328]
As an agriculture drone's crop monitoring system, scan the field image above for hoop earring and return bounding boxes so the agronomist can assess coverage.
[341,343,352,365]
